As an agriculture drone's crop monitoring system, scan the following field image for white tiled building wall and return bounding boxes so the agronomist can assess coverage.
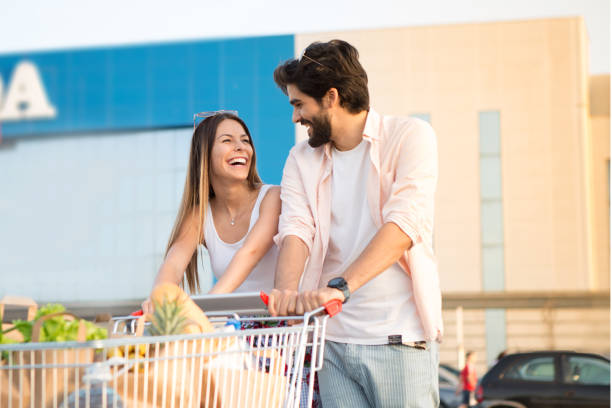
[0,128,214,302]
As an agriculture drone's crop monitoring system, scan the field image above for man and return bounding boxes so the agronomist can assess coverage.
[269,39,442,407]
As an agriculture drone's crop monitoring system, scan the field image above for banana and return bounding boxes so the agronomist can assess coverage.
[107,347,124,358]
[137,343,147,356]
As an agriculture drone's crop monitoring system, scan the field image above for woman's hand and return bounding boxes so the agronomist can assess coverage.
[141,298,154,314]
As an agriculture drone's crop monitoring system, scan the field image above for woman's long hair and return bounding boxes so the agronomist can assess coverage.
[166,112,262,293]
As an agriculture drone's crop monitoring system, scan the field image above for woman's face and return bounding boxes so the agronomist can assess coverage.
[209,119,254,182]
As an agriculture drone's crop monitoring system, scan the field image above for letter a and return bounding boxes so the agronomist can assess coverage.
[0,61,56,121]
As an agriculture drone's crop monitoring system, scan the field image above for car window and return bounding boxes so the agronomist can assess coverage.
[439,367,459,386]
[439,373,453,386]
[440,363,461,378]
[503,356,555,382]
[563,356,610,386]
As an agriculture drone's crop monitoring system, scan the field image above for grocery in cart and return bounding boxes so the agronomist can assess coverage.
[0,289,340,407]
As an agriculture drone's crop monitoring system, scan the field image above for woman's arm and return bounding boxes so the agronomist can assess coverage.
[209,186,281,294]
[142,211,200,313]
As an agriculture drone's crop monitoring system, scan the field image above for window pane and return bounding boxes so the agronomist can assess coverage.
[479,111,501,155]
[485,309,506,364]
[439,375,452,386]
[483,247,505,291]
[411,113,431,123]
[480,157,502,200]
[504,357,555,382]
[564,356,610,386]
[481,201,504,245]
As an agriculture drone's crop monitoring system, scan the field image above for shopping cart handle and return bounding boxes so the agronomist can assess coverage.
[259,291,342,317]
[260,291,269,305]
[323,299,342,317]
[131,309,144,316]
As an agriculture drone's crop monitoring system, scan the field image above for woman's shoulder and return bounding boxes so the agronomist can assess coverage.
[256,183,279,195]
[262,184,280,196]
[259,185,281,212]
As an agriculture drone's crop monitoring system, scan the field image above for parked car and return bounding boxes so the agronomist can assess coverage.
[476,351,610,408]
[441,362,461,378]
[439,364,462,408]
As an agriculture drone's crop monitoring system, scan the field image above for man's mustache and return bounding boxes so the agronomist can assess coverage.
[300,120,313,127]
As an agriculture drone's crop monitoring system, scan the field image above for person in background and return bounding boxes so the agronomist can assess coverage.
[458,351,478,408]
[142,111,280,312]
[269,39,442,407]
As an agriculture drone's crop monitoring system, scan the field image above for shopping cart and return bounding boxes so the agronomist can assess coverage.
[0,293,340,408]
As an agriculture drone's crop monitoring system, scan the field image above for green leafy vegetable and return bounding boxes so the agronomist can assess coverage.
[1,303,107,346]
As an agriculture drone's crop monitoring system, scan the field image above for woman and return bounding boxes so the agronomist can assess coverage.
[142,111,280,313]
[142,111,320,407]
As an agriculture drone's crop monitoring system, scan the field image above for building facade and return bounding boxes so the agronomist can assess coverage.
[295,17,610,370]
[1,18,608,371]
[0,36,295,301]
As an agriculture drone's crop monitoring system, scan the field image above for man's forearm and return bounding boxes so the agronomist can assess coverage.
[342,222,413,294]
[275,235,309,290]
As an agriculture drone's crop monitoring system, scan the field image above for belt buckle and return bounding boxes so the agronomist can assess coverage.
[403,340,428,350]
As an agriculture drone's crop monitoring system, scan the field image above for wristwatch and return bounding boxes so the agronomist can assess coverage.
[327,277,350,303]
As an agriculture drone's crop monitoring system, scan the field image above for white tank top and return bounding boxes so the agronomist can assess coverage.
[204,185,277,293]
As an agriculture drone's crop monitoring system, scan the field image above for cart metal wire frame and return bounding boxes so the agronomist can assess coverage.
[0,303,337,408]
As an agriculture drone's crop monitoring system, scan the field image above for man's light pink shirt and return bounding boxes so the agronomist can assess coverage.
[275,109,443,342]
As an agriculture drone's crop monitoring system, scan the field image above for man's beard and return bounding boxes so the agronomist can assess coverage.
[302,112,332,148]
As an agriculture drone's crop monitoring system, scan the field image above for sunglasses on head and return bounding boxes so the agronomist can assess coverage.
[193,110,239,130]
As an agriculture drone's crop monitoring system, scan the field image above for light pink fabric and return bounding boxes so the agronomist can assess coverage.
[274,109,443,342]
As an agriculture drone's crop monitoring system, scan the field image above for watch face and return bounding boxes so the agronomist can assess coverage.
[328,277,345,288]
[327,277,349,303]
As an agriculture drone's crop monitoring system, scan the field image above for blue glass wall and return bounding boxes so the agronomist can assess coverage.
[0,35,295,184]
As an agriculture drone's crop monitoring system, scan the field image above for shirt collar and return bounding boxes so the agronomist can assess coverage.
[323,108,380,159]
[323,141,333,160]
[362,108,381,142]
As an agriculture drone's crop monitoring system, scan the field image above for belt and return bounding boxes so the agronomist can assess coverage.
[388,335,428,350]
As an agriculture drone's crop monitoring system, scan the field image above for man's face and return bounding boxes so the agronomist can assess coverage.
[287,84,331,148]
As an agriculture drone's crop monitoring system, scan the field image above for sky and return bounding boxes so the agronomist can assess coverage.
[0,0,610,73]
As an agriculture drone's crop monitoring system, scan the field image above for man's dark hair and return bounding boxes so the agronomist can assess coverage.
[273,39,369,113]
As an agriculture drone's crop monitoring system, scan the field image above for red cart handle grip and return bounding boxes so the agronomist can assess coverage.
[260,291,342,317]
[260,291,269,305]
[131,309,144,316]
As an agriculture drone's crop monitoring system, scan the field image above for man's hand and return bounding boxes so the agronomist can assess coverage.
[267,288,300,316]
[295,287,345,315]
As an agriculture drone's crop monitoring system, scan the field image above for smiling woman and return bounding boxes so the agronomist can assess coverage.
[142,112,281,313]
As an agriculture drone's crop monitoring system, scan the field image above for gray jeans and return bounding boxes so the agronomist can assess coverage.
[318,340,439,408]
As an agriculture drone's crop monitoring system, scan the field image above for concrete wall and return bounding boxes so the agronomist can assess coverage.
[588,75,610,290]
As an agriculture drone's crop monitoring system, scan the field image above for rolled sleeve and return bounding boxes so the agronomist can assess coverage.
[274,149,315,253]
[382,119,438,245]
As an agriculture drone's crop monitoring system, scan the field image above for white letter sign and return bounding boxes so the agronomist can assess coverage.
[0,61,57,121]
